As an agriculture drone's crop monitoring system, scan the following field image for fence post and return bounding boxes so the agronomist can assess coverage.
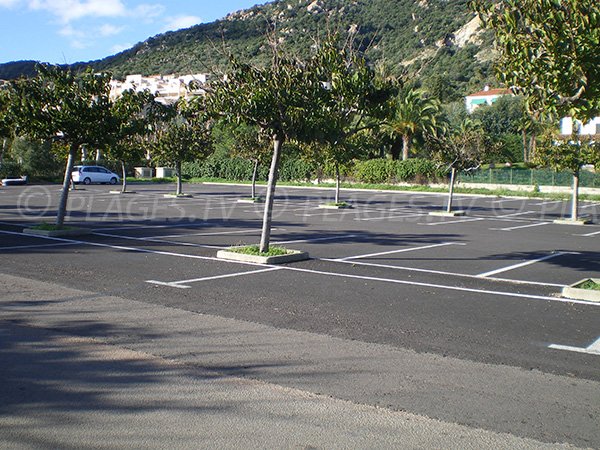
[530,170,534,186]
[510,169,513,184]
[489,168,492,183]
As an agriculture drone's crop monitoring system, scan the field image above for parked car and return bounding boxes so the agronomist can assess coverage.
[72,166,120,185]
[1,175,28,186]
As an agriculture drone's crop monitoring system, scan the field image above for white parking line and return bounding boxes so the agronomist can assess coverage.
[147,267,282,288]
[490,198,524,204]
[548,337,600,356]
[355,213,428,222]
[0,242,79,251]
[93,222,212,232]
[490,222,551,232]
[337,242,464,262]
[532,200,563,206]
[420,218,485,226]
[273,234,357,245]
[285,265,598,306]
[496,211,536,218]
[159,229,262,239]
[581,203,600,209]
[324,259,565,288]
[476,252,579,278]
[94,232,224,249]
[576,229,600,237]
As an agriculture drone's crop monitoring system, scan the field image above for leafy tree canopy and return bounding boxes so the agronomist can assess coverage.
[473,0,600,122]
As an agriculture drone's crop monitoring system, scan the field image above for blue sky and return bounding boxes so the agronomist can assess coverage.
[0,0,264,64]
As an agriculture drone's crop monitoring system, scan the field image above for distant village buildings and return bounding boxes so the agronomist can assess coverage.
[109,73,208,104]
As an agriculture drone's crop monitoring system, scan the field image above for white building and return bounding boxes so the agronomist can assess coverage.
[465,86,512,114]
[109,73,208,104]
[560,116,600,137]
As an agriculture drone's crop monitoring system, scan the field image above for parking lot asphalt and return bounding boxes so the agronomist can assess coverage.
[1,182,599,447]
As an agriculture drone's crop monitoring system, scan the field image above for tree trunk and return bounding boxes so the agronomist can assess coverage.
[521,130,528,162]
[176,160,182,196]
[251,159,259,199]
[446,167,456,213]
[0,137,7,169]
[121,160,127,193]
[56,143,78,227]
[402,134,411,161]
[529,133,537,161]
[335,162,341,204]
[571,169,579,221]
[390,140,401,160]
[259,136,283,253]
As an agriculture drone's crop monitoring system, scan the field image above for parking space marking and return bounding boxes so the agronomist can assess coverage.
[158,229,264,239]
[354,213,428,222]
[476,252,579,278]
[576,229,600,237]
[496,211,537,218]
[324,259,565,288]
[490,222,551,232]
[0,242,79,251]
[1,229,597,307]
[94,232,224,249]
[420,218,485,226]
[548,337,600,356]
[93,222,212,232]
[147,267,282,288]
[336,242,464,262]
[273,234,357,245]
[284,266,599,306]
[581,203,600,209]
[490,198,524,204]
[532,200,563,206]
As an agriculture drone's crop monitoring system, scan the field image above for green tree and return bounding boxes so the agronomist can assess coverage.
[208,41,329,253]
[0,86,15,169]
[11,65,112,227]
[473,0,599,122]
[474,0,600,221]
[151,99,213,196]
[10,137,63,179]
[229,123,270,200]
[106,89,160,193]
[385,87,443,161]
[309,37,395,204]
[536,132,599,222]
[427,121,497,213]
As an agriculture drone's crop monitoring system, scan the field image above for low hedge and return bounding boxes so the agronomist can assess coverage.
[182,155,444,184]
[352,158,445,184]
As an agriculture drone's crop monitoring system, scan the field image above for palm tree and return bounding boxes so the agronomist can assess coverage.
[386,87,442,160]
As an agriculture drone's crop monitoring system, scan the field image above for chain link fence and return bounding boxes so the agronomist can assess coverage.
[460,168,599,188]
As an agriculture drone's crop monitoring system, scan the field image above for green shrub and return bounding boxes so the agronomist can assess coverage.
[0,160,23,178]
[353,158,442,184]
[353,159,395,183]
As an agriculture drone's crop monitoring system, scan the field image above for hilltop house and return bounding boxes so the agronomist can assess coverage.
[465,86,512,113]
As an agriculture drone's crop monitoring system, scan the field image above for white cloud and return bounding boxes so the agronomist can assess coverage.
[162,15,200,32]
[0,0,21,7]
[28,0,127,23]
[99,23,124,37]
[133,3,164,21]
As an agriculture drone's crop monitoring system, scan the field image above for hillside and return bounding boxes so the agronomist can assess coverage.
[0,0,496,102]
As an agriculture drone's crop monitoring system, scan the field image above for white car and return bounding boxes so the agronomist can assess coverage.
[72,166,120,185]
